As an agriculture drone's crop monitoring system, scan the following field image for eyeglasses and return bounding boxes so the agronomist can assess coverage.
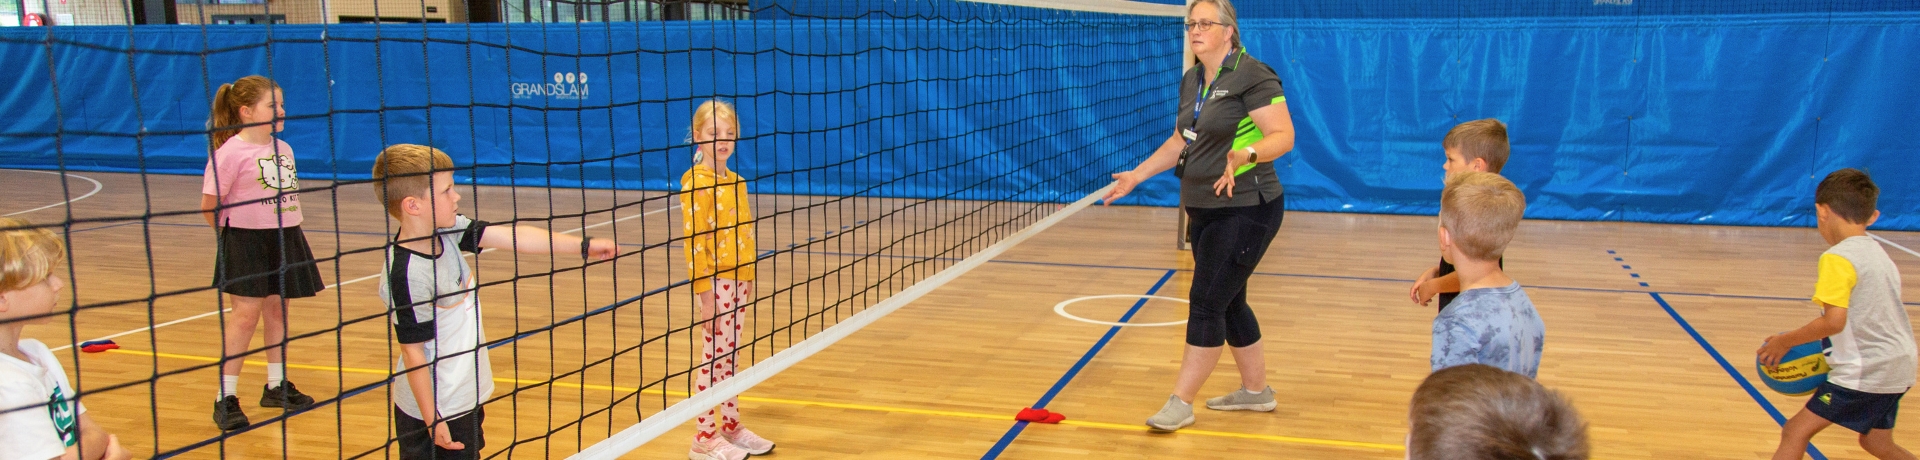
[1185,20,1226,32]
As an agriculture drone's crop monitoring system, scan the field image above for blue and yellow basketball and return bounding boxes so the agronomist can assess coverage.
[1757,338,1829,396]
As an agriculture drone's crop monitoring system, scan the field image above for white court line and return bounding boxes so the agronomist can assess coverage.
[50,203,680,352]
[1054,294,1188,327]
[3,169,104,217]
[572,183,1116,460]
[1872,232,1920,260]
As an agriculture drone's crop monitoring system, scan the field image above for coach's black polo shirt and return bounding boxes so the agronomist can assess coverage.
[1175,49,1286,209]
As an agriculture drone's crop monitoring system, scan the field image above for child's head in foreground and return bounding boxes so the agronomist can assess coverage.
[0,217,67,327]
[1408,363,1588,460]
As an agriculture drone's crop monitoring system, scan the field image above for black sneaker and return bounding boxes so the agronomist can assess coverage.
[213,395,250,430]
[260,381,316,410]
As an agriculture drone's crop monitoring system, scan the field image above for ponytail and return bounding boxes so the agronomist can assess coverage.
[208,83,238,152]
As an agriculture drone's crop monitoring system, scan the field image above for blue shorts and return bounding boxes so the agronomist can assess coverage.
[1806,381,1905,434]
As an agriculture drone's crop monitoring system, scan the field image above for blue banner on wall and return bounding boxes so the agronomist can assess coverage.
[1225,13,1918,229]
[0,19,1181,205]
[1230,0,1920,19]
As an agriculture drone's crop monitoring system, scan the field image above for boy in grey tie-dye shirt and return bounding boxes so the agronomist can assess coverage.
[1433,283,1545,378]
[1429,172,1544,378]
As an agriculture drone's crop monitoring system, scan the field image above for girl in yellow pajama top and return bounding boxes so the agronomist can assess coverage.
[678,100,775,460]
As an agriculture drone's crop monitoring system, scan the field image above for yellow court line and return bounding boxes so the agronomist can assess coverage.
[1057,419,1404,451]
[102,348,1402,451]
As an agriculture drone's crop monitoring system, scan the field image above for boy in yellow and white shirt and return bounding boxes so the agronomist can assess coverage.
[1758,168,1916,459]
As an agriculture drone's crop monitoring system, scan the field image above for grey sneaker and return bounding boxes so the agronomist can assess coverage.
[1145,395,1195,431]
[1205,386,1276,412]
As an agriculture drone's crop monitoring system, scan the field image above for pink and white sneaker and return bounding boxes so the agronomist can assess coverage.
[724,428,776,455]
[689,436,752,460]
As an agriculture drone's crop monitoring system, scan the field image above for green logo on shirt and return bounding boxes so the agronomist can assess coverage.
[47,387,77,447]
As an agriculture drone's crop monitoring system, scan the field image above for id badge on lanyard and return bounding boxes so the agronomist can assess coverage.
[1176,50,1235,178]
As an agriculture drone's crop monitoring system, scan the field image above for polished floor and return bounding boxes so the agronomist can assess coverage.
[4,168,1918,459]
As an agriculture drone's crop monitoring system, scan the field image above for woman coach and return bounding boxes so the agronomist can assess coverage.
[1100,0,1296,432]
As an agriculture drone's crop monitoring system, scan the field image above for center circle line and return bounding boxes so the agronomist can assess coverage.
[1053,294,1188,327]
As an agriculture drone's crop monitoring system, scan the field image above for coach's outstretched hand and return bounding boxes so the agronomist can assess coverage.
[1104,171,1142,206]
[1211,164,1237,198]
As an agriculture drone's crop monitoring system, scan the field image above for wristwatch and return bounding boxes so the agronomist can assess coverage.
[1232,146,1259,177]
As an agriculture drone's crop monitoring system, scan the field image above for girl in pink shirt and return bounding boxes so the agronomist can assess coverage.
[198,75,323,430]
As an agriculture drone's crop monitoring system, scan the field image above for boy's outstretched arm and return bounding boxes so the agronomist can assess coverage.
[476,225,617,260]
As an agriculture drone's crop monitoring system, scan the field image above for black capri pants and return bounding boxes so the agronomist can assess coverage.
[1183,194,1284,348]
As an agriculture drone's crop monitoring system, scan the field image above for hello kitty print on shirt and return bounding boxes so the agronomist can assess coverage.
[202,137,305,229]
[258,152,299,191]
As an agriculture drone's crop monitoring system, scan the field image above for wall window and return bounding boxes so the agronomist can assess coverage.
[210,13,286,23]
[337,15,447,23]
[501,0,741,23]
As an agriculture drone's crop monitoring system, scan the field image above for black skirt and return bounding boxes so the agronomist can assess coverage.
[212,226,326,299]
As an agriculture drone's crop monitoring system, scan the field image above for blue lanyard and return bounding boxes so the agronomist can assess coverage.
[1190,49,1240,130]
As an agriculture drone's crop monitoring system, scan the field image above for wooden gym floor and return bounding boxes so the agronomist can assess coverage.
[4,168,1919,459]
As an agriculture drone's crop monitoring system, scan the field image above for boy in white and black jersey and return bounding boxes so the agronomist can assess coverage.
[372,145,616,460]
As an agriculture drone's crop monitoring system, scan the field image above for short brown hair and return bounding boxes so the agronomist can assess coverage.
[0,217,67,293]
[1444,118,1510,173]
[1816,168,1878,225]
[1410,364,1589,460]
[1441,171,1526,261]
[371,144,456,219]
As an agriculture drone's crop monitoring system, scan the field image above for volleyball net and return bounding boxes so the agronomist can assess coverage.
[0,1,1179,457]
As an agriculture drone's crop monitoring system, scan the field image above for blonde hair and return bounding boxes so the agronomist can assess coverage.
[689,99,740,147]
[1440,171,1526,261]
[208,75,281,152]
[371,144,456,219]
[1188,0,1242,51]
[1409,364,1589,460]
[1444,118,1511,174]
[0,218,66,293]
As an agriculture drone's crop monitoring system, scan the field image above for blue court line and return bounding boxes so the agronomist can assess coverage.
[1613,250,1828,460]
[981,269,1178,459]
